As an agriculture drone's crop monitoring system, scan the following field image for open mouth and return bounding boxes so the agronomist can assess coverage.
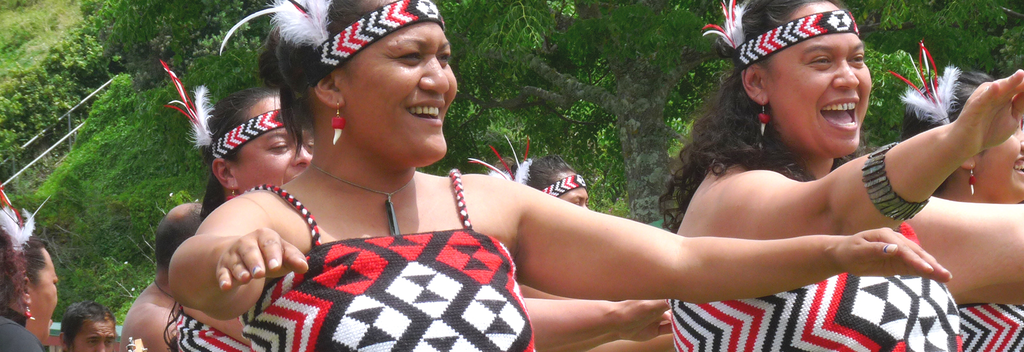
[408,106,440,119]
[821,102,857,127]
[1014,159,1024,173]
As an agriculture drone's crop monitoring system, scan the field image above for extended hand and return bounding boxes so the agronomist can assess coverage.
[611,300,672,342]
[831,228,952,282]
[215,228,308,291]
[955,69,1024,151]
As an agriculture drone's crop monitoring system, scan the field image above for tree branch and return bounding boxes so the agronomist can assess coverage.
[1004,7,1024,20]
[485,49,626,115]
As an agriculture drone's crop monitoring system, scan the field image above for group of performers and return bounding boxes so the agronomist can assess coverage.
[3,0,1024,351]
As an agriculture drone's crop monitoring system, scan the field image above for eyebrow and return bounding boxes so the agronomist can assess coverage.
[802,42,865,54]
[390,38,450,51]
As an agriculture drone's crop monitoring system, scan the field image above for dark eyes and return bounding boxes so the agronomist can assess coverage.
[398,52,452,66]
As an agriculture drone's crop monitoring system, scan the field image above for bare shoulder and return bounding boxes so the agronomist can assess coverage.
[198,189,318,253]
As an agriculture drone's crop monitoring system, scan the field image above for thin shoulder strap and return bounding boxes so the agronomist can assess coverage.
[449,169,472,229]
[251,185,322,246]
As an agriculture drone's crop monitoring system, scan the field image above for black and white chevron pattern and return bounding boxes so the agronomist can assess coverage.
[303,0,444,85]
[735,10,858,67]
[212,110,283,159]
[177,311,252,352]
[960,304,1024,352]
[541,174,586,198]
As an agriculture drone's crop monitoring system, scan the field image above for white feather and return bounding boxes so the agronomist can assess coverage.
[19,210,33,250]
[273,0,333,47]
[726,2,746,47]
[935,65,961,119]
[514,159,533,185]
[221,7,285,55]
[191,86,214,148]
[0,207,30,251]
[901,65,961,124]
[468,158,511,180]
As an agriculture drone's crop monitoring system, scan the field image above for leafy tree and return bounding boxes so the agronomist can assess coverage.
[439,0,1024,222]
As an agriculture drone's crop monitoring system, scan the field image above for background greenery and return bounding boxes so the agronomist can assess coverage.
[0,0,1021,324]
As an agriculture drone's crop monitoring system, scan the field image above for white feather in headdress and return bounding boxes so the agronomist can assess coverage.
[221,0,332,54]
[702,0,746,49]
[890,41,961,125]
[514,158,533,185]
[161,61,215,148]
[468,158,512,181]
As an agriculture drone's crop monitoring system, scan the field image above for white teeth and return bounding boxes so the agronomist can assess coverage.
[823,103,856,111]
[407,106,439,116]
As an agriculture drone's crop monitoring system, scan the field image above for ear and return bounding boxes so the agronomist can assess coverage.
[211,158,239,192]
[742,65,771,106]
[313,69,346,110]
[961,154,980,171]
[59,332,68,349]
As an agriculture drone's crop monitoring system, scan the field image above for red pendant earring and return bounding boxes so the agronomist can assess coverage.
[332,104,346,145]
[969,169,976,195]
[758,105,771,136]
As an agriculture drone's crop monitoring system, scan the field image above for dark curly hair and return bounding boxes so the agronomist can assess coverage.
[0,226,28,326]
[660,0,849,232]
[899,70,994,193]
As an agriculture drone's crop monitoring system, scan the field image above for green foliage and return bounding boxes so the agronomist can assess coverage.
[0,0,81,78]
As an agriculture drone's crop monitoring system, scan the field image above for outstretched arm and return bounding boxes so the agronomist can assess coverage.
[909,197,1024,304]
[684,70,1024,240]
[526,298,669,351]
[463,176,950,304]
[169,193,310,320]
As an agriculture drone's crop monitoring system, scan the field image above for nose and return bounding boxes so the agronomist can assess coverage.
[833,61,860,90]
[418,57,451,95]
[294,144,312,169]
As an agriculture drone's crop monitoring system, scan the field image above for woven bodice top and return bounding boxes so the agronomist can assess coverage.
[240,170,535,352]
[670,223,962,352]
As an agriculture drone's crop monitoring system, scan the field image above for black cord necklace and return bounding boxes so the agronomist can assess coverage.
[310,164,413,236]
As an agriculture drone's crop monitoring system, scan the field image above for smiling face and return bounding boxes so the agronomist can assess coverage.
[332,22,456,168]
[973,129,1024,203]
[222,97,312,192]
[746,2,870,172]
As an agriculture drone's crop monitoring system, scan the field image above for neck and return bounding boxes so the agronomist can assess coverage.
[154,270,171,296]
[307,145,417,193]
[804,156,834,179]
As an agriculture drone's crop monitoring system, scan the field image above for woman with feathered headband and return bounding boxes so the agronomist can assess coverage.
[169,1,951,351]
[0,189,50,352]
[899,63,1024,351]
[131,64,312,352]
[662,0,1024,350]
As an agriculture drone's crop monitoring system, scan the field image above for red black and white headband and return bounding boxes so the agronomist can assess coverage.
[222,0,444,86]
[704,1,859,69]
[0,186,43,251]
[212,110,285,159]
[889,41,961,125]
[161,61,284,159]
[542,174,587,198]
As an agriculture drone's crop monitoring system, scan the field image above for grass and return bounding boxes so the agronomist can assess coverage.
[0,0,81,80]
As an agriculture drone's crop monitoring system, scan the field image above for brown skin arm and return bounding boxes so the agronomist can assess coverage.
[909,198,1024,304]
[461,175,950,304]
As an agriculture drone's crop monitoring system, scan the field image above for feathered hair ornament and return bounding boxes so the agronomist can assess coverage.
[220,0,332,54]
[0,187,47,251]
[161,60,214,149]
[468,137,532,184]
[889,41,961,125]
[703,0,746,49]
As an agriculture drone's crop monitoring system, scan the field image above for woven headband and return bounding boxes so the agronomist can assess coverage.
[542,174,587,198]
[303,0,445,85]
[212,110,285,159]
[736,10,858,68]
[704,2,859,69]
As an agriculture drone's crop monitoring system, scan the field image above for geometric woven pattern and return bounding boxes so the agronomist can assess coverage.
[305,0,445,85]
[212,110,283,159]
[242,171,534,352]
[960,304,1024,352]
[735,10,859,67]
[176,311,252,352]
[540,174,586,198]
[671,273,961,352]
